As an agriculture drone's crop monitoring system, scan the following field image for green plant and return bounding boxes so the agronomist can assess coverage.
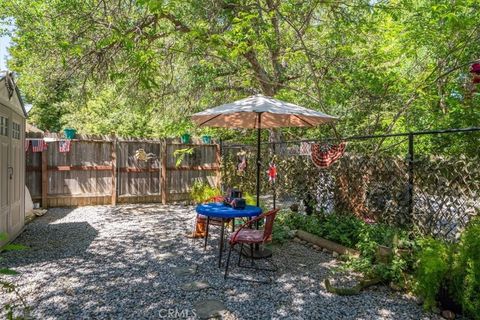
[0,233,30,319]
[270,210,303,244]
[414,237,452,311]
[451,217,480,319]
[189,180,220,204]
[243,192,256,206]
[242,192,270,214]
[173,147,194,167]
[282,212,414,285]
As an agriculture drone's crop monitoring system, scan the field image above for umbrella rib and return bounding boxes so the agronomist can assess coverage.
[294,115,315,127]
[197,114,222,127]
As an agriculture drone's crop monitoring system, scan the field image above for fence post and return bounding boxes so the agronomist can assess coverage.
[161,140,167,204]
[111,137,117,206]
[407,133,414,221]
[41,148,48,208]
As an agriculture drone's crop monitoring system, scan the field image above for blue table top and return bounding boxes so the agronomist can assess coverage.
[196,202,262,218]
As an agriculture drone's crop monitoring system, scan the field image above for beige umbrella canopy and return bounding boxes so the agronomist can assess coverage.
[191,94,337,129]
[192,94,338,207]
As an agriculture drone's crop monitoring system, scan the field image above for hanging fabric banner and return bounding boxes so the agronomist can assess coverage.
[31,140,47,152]
[236,150,248,174]
[59,140,71,153]
[299,142,312,156]
[311,142,346,168]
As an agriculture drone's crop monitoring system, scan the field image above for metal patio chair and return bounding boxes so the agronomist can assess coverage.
[224,208,280,281]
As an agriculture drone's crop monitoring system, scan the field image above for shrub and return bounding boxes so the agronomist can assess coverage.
[270,210,305,244]
[274,211,414,285]
[243,192,256,206]
[414,237,452,310]
[189,181,221,204]
[452,217,480,319]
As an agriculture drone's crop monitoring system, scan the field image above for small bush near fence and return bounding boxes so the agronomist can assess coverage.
[414,217,480,318]
[273,211,414,287]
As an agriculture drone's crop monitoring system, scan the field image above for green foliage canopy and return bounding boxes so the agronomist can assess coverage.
[1,0,479,151]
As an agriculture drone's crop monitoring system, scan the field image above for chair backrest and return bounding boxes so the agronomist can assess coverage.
[262,209,280,242]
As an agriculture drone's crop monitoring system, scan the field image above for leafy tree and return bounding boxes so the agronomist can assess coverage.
[0,0,478,152]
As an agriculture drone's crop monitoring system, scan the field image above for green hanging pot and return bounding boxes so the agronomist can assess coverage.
[201,135,212,144]
[180,133,191,144]
[63,128,76,139]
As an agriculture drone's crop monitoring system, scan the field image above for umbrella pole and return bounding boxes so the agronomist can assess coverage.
[248,113,272,259]
[256,126,261,207]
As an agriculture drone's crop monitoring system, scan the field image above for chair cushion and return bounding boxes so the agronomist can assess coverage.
[229,228,264,244]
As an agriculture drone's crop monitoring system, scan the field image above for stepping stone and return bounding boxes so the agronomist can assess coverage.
[156,253,173,261]
[171,265,198,276]
[181,280,210,292]
[194,299,228,319]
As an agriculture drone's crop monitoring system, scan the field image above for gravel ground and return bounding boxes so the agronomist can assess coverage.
[0,204,440,319]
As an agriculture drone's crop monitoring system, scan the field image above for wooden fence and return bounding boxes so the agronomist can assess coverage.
[26,133,220,207]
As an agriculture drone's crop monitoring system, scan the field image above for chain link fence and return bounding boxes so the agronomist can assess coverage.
[221,129,480,241]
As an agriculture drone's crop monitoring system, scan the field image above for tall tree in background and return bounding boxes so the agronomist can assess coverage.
[0,0,479,150]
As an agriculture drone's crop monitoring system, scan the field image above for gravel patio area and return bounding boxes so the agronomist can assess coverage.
[0,204,439,319]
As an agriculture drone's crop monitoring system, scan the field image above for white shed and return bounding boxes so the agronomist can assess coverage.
[0,71,26,245]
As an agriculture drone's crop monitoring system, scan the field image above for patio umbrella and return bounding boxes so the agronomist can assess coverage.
[192,94,338,207]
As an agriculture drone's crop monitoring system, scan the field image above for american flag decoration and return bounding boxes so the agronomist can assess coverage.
[311,142,346,168]
[299,142,312,156]
[31,140,47,152]
[59,140,71,153]
[24,140,30,152]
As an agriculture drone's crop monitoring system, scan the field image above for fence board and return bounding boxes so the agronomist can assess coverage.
[117,141,161,196]
[166,144,219,195]
[25,151,41,198]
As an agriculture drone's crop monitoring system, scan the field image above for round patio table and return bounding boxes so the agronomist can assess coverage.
[196,202,262,267]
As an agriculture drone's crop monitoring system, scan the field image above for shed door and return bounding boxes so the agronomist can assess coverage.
[0,109,9,235]
[8,112,24,236]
